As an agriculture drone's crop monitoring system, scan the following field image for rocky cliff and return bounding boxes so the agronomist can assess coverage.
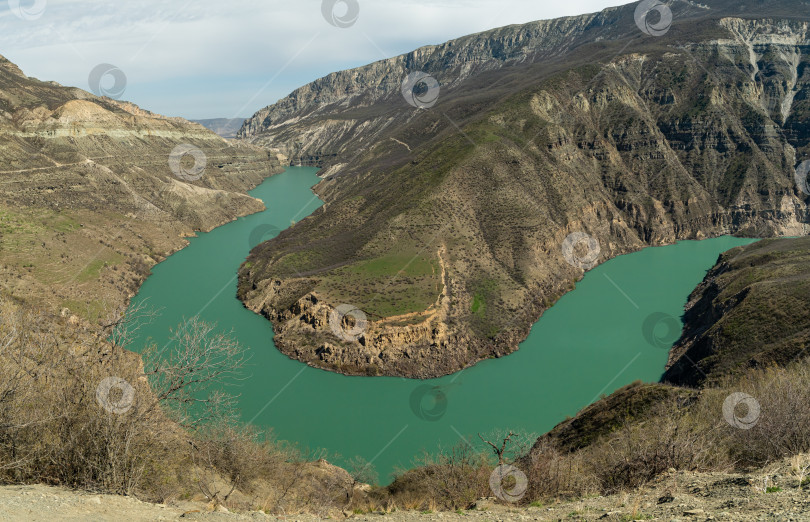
[237,9,625,164]
[237,1,810,378]
[0,54,282,321]
[237,1,810,167]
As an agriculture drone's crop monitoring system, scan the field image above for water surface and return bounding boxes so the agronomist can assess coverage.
[128,166,757,482]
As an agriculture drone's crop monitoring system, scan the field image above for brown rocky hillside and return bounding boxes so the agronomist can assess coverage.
[0,54,282,321]
[237,0,810,378]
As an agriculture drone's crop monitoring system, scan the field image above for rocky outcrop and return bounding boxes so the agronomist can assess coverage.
[238,2,810,378]
[242,246,492,377]
[237,2,808,168]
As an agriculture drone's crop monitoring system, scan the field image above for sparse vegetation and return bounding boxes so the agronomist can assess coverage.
[0,298,354,515]
[377,355,810,510]
[2,240,810,522]
[240,12,810,380]
[3,4,810,519]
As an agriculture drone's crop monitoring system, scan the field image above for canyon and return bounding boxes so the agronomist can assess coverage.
[237,0,810,378]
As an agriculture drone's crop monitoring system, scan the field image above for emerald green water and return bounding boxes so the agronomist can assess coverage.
[128,166,757,483]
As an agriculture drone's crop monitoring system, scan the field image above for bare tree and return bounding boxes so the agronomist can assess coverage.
[478,430,536,465]
[192,440,239,511]
[346,456,378,487]
[101,299,161,350]
[403,442,489,510]
[140,317,248,428]
[479,431,515,466]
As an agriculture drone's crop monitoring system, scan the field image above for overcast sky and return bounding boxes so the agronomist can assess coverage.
[0,0,635,120]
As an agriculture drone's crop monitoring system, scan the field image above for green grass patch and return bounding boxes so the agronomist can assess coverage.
[42,212,80,233]
[468,277,501,338]
[74,252,124,283]
[344,253,437,278]
[274,250,324,275]
[319,252,441,318]
[0,208,44,241]
[76,259,108,283]
[61,298,108,322]
[471,294,485,315]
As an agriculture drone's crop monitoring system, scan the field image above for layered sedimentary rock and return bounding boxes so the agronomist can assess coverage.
[237,1,810,378]
[0,55,282,320]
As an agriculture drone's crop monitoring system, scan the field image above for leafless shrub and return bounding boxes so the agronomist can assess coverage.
[719,362,810,467]
[141,317,248,428]
[6,289,810,515]
[0,302,70,480]
[0,300,164,493]
[790,454,810,489]
[388,442,489,510]
[478,429,536,465]
[346,455,378,487]
[0,296,356,515]
[103,299,161,350]
[584,398,726,494]
[524,439,595,500]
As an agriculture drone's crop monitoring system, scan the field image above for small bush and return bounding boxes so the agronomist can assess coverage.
[388,443,490,510]
[719,363,810,467]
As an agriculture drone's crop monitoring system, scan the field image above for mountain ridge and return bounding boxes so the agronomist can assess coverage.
[664,236,810,386]
[192,117,248,138]
[237,0,809,166]
[236,2,810,378]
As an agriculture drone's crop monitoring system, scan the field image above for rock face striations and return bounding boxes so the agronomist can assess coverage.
[237,0,810,378]
[0,54,282,320]
[236,10,624,165]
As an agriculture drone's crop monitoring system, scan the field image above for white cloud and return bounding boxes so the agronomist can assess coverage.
[0,0,634,119]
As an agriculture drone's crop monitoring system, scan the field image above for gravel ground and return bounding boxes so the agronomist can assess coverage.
[2,462,810,521]
[0,485,267,522]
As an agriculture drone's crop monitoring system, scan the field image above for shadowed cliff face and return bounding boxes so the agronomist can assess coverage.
[0,55,282,322]
[237,1,810,379]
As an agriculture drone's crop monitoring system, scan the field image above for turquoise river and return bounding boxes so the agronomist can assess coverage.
[128,166,757,482]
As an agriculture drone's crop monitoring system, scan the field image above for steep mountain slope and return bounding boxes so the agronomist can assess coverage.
[238,0,810,166]
[664,236,810,386]
[515,237,810,497]
[238,0,810,378]
[0,54,282,321]
[514,236,810,460]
